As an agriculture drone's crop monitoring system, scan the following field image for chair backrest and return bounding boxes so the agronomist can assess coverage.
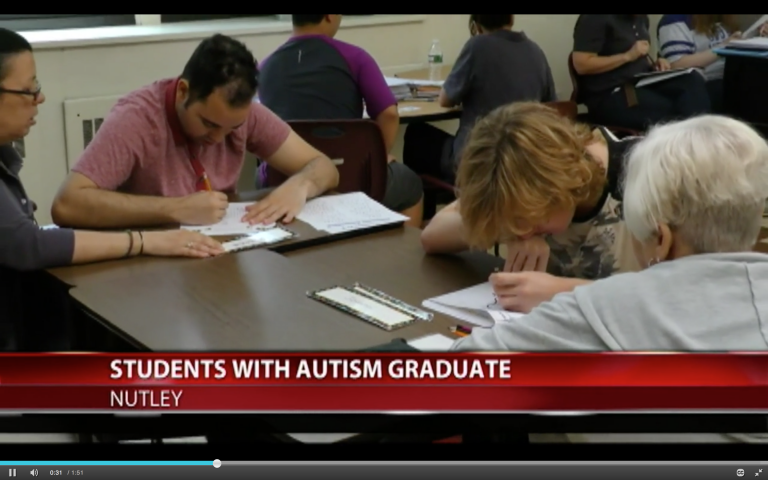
[567,52,582,105]
[265,119,388,202]
[545,100,578,120]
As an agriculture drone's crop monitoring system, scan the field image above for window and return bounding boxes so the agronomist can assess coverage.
[161,15,276,23]
[0,14,135,31]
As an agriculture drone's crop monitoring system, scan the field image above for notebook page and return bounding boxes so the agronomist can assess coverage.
[182,202,276,236]
[422,282,524,326]
[635,68,696,88]
[296,192,408,234]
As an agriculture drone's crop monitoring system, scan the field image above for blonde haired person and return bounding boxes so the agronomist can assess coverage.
[421,102,642,313]
[452,114,768,352]
[453,114,768,443]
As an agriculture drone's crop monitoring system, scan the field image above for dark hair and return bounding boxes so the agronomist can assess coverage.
[469,15,514,31]
[0,28,32,84]
[180,34,258,108]
[292,15,327,27]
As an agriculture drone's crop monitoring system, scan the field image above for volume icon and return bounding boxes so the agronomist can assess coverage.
[29,470,37,477]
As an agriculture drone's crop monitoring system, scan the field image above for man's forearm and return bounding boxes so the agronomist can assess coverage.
[573,52,632,75]
[290,156,339,199]
[53,189,181,228]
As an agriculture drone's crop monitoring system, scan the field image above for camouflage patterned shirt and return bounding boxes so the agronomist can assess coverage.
[546,128,642,279]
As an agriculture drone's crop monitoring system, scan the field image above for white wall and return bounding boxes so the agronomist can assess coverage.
[21,14,661,224]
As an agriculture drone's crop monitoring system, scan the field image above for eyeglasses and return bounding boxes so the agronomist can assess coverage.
[0,80,42,102]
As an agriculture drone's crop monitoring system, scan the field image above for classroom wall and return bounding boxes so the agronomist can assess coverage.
[21,14,661,224]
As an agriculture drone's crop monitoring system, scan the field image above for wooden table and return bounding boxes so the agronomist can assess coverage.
[394,65,461,123]
[63,227,501,351]
[47,190,397,288]
[396,100,460,123]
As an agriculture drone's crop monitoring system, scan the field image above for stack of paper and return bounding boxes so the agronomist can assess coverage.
[296,192,408,234]
[181,202,275,236]
[385,77,413,101]
[634,68,698,88]
[384,77,444,101]
[422,282,523,327]
[726,37,768,51]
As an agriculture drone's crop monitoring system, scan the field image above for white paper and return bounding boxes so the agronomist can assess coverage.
[422,282,523,327]
[181,202,275,236]
[385,77,444,88]
[743,15,768,39]
[221,228,294,252]
[407,334,456,352]
[296,192,408,234]
[728,37,768,50]
[316,287,413,326]
[635,68,697,88]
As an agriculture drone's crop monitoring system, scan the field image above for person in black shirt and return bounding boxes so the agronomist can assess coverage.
[572,14,711,131]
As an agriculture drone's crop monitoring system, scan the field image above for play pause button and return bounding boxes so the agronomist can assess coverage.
[7,469,15,476]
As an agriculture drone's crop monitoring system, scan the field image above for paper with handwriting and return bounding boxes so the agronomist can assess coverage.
[181,202,275,236]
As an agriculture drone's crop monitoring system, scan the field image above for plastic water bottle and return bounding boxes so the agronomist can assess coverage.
[427,39,443,81]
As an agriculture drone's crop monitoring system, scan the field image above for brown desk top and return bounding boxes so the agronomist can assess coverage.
[394,66,460,122]
[47,189,400,288]
[397,100,460,122]
[68,227,501,351]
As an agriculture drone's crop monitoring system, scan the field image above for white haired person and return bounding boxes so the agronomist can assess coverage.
[452,114,768,353]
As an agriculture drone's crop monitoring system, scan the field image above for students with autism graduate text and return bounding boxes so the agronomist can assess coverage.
[572,14,711,131]
[258,14,424,227]
[52,34,339,230]
[404,14,556,185]
[0,29,223,349]
[421,102,642,313]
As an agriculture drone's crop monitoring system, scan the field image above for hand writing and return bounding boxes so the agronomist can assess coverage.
[489,271,566,313]
[172,191,228,225]
[655,58,671,72]
[243,181,308,225]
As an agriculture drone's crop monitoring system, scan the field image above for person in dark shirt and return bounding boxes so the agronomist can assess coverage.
[258,14,424,226]
[403,14,557,185]
[572,14,711,131]
[0,28,223,350]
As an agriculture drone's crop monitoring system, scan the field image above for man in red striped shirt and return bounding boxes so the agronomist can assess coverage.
[52,34,339,228]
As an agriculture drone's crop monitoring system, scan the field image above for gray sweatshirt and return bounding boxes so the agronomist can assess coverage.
[452,252,768,352]
[452,252,768,443]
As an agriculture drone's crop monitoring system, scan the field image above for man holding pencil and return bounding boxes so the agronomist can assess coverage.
[52,34,339,229]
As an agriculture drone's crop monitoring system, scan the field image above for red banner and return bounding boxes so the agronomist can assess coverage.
[0,353,764,411]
